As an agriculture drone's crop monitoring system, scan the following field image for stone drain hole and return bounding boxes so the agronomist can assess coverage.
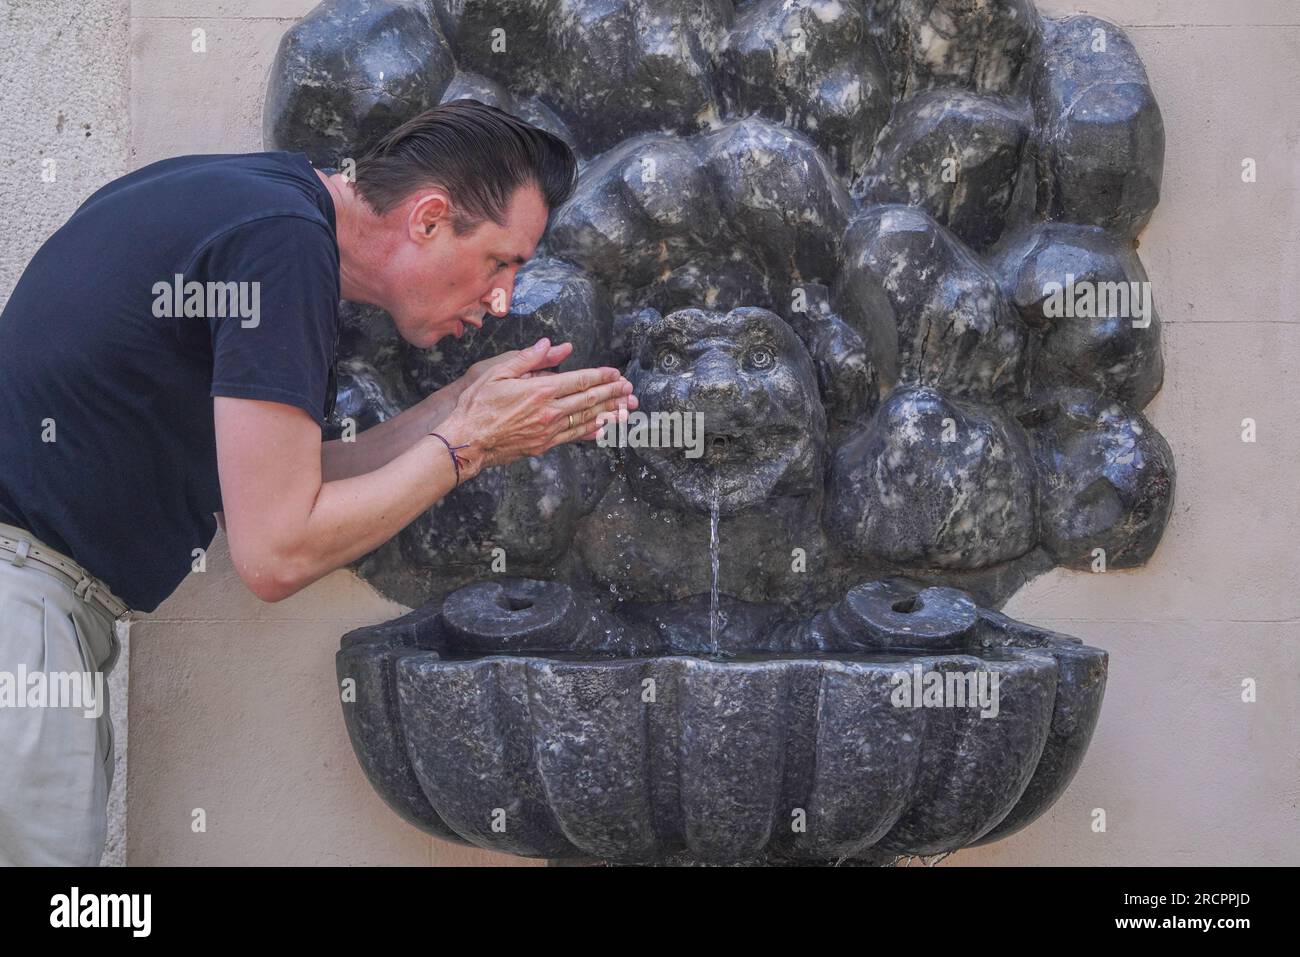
[892,597,921,614]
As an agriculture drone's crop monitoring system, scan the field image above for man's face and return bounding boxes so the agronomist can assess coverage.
[384,182,550,348]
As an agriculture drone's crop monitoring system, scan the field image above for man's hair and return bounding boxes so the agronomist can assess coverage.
[353,100,578,234]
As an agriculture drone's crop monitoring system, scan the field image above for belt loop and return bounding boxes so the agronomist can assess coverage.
[74,575,95,602]
[12,539,30,567]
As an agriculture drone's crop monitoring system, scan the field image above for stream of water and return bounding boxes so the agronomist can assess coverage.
[709,476,722,655]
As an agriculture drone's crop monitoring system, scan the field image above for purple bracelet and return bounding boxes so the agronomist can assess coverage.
[428,431,471,486]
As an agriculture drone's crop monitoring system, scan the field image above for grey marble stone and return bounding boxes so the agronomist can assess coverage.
[397,444,588,571]
[437,70,512,111]
[430,0,729,156]
[808,580,979,651]
[704,117,855,288]
[333,299,408,385]
[826,386,1037,569]
[875,0,1040,98]
[264,0,455,166]
[337,577,1106,862]
[574,469,830,606]
[547,133,725,302]
[854,89,1031,251]
[325,357,403,441]
[436,70,579,150]
[785,285,880,435]
[837,204,1028,399]
[1033,15,1165,237]
[1024,388,1175,569]
[990,222,1164,408]
[717,0,892,177]
[261,0,1175,864]
[547,117,852,314]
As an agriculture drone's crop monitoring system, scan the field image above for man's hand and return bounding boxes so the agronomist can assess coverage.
[320,339,578,482]
[438,338,637,480]
[459,339,574,391]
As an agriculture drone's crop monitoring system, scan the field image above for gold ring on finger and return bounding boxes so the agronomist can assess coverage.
[568,413,575,430]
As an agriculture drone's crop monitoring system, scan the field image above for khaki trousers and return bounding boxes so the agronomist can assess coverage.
[0,521,128,866]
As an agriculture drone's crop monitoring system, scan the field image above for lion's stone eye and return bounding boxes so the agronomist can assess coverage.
[656,348,684,373]
[745,347,774,371]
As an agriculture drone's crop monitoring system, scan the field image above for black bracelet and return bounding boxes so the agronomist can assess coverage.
[428,432,472,486]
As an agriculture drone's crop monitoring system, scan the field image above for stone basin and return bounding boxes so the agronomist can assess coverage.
[338,579,1106,864]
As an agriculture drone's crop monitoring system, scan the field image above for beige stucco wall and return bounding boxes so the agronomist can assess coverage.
[3,0,1295,865]
[0,0,133,866]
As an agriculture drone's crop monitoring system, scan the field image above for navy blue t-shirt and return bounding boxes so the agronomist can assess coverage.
[0,151,341,612]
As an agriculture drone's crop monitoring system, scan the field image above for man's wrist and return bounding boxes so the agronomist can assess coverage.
[417,377,466,431]
[441,375,469,407]
[429,415,482,483]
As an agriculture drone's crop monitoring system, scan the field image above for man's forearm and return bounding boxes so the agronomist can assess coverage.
[320,379,464,481]
[251,430,468,601]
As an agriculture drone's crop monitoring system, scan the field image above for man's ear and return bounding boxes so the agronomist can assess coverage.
[408,189,452,242]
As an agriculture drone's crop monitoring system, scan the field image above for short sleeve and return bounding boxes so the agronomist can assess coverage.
[194,215,340,426]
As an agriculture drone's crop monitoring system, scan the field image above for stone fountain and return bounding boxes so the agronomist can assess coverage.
[266,0,1173,864]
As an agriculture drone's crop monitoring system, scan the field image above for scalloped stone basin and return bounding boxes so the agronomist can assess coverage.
[339,579,1106,864]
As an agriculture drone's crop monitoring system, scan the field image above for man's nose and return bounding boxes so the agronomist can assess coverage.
[483,278,516,317]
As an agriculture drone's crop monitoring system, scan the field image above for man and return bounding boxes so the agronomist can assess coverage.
[0,100,638,865]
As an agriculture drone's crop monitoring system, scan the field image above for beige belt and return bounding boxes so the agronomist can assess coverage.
[0,527,132,622]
